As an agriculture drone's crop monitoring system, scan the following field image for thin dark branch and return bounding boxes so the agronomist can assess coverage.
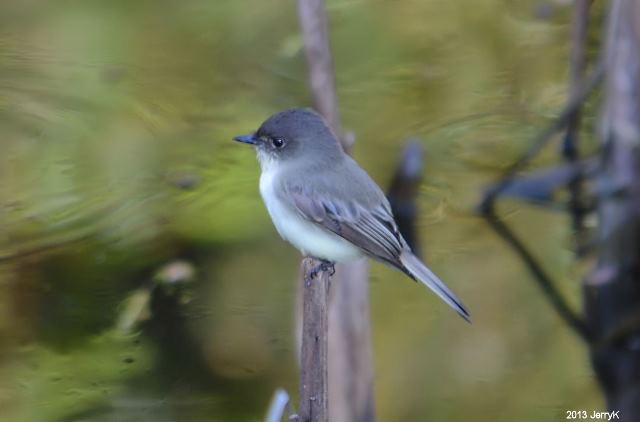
[593,307,640,351]
[563,0,591,251]
[495,158,598,209]
[479,58,604,212]
[477,3,601,344]
[483,210,590,341]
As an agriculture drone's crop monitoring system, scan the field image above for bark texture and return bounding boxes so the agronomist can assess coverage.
[299,259,330,422]
[586,0,640,418]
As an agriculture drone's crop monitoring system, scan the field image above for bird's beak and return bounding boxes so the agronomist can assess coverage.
[233,133,257,145]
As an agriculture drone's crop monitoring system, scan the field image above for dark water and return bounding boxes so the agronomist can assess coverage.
[0,0,601,420]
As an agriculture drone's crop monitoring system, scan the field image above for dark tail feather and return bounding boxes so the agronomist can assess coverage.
[399,251,471,322]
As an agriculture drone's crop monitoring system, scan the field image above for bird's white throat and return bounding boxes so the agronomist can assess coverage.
[258,161,362,262]
[256,149,278,173]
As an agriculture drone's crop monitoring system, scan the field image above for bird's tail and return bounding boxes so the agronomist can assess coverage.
[399,251,471,322]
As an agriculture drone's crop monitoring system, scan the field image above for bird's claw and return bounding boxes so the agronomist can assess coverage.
[309,260,335,279]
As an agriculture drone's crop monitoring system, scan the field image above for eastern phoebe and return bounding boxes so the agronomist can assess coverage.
[233,108,470,321]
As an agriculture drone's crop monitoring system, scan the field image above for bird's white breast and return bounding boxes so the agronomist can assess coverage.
[259,168,362,262]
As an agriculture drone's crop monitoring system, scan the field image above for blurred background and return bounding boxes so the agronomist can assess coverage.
[0,0,604,420]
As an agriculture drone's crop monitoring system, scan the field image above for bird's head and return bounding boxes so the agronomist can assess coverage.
[233,108,343,170]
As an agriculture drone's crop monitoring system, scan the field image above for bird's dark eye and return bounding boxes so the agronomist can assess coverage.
[272,138,285,148]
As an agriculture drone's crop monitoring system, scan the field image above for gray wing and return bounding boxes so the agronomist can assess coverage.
[282,182,406,267]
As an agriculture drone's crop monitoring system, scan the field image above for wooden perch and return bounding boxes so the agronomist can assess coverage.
[299,258,330,422]
[297,1,375,422]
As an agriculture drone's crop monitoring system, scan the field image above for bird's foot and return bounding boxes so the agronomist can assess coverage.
[308,259,335,279]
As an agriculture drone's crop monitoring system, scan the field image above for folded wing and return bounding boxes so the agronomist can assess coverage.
[282,181,471,321]
[283,183,405,268]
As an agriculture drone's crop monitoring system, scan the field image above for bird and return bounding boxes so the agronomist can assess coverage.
[233,108,470,321]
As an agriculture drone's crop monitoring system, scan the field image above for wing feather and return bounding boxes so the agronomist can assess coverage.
[284,183,404,266]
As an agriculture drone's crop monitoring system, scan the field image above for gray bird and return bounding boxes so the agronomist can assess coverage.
[234,108,470,321]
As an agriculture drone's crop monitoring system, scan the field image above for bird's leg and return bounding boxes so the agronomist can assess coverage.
[308,258,335,279]
[322,260,336,276]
